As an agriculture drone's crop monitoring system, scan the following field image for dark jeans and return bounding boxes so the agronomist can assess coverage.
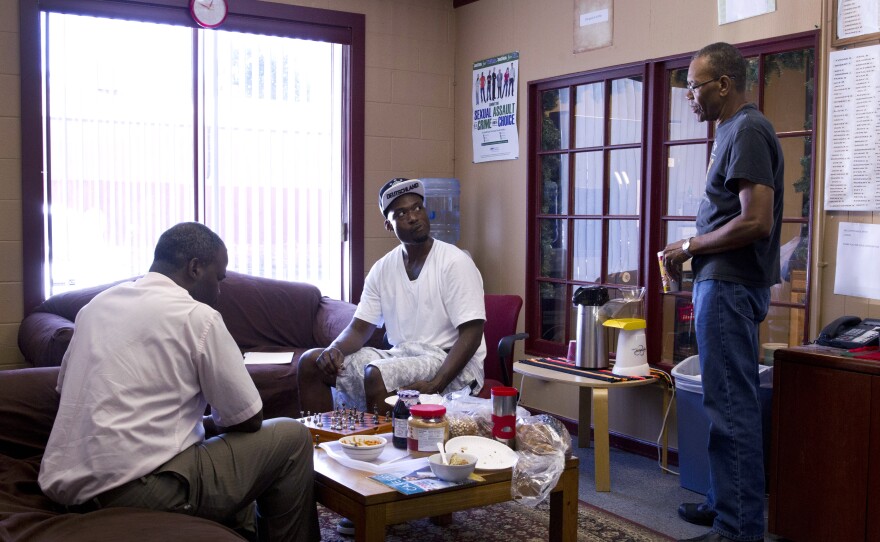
[693,279,768,542]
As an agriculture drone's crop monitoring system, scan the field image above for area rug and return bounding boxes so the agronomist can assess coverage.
[317,500,670,541]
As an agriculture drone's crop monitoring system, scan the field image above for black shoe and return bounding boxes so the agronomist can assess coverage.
[336,517,355,536]
[677,532,735,542]
[678,502,716,526]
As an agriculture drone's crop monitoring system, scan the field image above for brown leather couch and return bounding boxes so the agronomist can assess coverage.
[16,270,382,419]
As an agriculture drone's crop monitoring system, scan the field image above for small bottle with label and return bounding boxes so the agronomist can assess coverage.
[392,390,419,449]
[407,404,449,457]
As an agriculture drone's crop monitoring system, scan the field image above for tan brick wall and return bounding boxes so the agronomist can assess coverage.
[0,0,25,369]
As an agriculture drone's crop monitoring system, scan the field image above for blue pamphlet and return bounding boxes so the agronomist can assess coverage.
[369,466,477,495]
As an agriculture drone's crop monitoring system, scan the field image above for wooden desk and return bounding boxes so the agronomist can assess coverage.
[513,361,669,492]
[314,449,580,542]
[769,345,880,542]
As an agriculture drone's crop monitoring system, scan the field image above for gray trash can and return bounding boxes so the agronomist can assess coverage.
[672,355,773,495]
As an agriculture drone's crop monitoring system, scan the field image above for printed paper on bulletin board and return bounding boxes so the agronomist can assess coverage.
[574,0,612,53]
[823,45,880,211]
[835,0,880,45]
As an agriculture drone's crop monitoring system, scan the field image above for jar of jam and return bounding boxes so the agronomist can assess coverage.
[407,404,449,457]
[392,390,420,449]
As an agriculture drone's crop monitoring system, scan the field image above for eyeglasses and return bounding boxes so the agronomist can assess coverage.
[686,77,722,92]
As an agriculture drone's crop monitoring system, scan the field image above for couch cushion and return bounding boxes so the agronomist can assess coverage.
[0,454,243,541]
[1,506,245,542]
[0,368,60,459]
[215,271,322,349]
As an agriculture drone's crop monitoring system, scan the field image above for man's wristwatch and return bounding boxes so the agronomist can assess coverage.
[681,237,693,258]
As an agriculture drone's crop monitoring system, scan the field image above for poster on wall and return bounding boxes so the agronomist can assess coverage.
[472,51,519,164]
[717,0,775,25]
[573,0,612,53]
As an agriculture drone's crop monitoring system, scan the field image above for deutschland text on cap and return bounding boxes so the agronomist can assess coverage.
[378,178,425,215]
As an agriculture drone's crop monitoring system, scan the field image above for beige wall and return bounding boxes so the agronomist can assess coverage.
[452,0,825,440]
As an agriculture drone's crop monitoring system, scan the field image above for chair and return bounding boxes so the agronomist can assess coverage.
[477,294,529,398]
[380,293,528,398]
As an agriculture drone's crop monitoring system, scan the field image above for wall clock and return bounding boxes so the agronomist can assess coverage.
[190,0,228,29]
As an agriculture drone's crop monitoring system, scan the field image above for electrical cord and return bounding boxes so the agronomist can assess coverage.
[650,367,679,475]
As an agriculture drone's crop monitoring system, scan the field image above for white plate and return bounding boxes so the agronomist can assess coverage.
[384,393,444,407]
[444,435,519,470]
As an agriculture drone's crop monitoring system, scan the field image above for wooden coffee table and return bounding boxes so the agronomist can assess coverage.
[313,449,580,542]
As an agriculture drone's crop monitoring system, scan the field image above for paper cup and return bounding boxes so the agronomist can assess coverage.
[657,251,679,293]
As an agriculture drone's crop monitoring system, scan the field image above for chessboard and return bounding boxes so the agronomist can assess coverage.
[298,408,393,445]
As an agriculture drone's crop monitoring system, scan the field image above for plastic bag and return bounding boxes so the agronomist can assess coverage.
[511,414,571,507]
[441,392,530,439]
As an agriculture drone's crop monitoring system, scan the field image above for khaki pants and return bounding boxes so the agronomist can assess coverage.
[95,418,319,542]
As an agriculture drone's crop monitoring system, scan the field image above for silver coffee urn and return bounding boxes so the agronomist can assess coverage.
[572,285,610,369]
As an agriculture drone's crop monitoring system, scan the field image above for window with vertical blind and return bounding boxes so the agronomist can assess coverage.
[526,32,817,366]
[19,0,364,311]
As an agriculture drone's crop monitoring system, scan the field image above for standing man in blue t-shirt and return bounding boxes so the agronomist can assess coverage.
[661,42,784,542]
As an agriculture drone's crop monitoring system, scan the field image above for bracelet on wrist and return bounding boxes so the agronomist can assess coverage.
[327,345,344,357]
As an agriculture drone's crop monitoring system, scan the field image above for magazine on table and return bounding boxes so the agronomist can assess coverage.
[369,466,480,495]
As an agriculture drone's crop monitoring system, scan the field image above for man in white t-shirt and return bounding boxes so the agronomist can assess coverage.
[297,178,487,414]
[38,222,319,542]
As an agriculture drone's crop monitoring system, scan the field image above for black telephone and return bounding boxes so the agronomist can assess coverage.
[816,316,880,349]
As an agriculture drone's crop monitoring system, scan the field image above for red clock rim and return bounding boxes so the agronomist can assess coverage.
[189,0,228,29]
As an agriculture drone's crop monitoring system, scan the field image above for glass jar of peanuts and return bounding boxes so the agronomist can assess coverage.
[407,404,449,457]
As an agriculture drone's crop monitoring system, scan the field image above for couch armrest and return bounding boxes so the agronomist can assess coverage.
[313,298,385,348]
[18,313,75,368]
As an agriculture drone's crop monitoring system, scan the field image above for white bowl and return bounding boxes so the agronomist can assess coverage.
[338,435,387,462]
[428,452,478,481]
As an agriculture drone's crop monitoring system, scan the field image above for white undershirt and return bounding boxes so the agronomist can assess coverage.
[355,239,486,362]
